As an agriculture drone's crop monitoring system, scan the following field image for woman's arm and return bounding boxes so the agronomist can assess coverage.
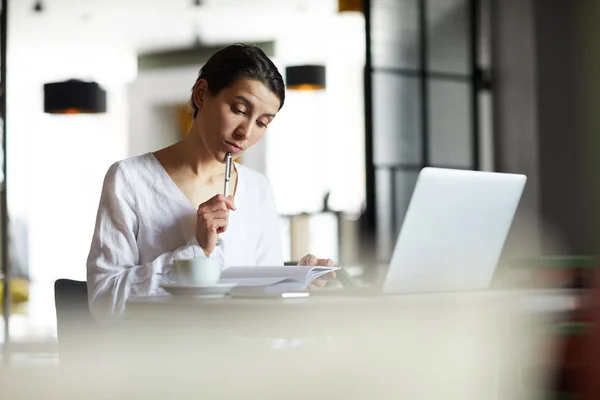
[85,162,209,323]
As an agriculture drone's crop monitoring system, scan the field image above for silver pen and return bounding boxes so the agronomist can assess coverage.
[216,152,232,249]
[223,152,232,197]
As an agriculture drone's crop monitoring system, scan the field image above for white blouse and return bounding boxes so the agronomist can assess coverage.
[86,153,283,323]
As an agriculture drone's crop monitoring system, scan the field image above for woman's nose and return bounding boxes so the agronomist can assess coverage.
[234,120,254,140]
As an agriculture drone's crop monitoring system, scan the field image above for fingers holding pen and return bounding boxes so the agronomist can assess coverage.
[196,194,236,255]
[197,194,236,214]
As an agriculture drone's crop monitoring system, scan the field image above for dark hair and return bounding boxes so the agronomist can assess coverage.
[190,43,285,118]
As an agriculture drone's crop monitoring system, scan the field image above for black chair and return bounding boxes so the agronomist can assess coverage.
[54,279,98,363]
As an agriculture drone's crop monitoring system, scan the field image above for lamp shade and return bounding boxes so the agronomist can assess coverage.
[338,0,363,12]
[285,65,326,90]
[44,79,107,114]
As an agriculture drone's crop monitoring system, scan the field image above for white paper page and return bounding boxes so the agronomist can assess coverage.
[218,277,288,287]
[256,269,339,292]
[305,267,340,286]
[222,266,340,288]
[222,266,312,283]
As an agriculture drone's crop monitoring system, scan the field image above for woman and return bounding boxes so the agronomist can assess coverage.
[87,44,334,323]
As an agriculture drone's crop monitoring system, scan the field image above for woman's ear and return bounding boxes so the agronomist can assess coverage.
[192,79,209,111]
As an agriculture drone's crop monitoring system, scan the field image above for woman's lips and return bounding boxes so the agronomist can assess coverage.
[224,141,243,154]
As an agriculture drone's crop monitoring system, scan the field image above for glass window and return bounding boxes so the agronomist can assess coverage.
[427,0,470,74]
[372,72,422,165]
[372,0,420,70]
[427,80,472,168]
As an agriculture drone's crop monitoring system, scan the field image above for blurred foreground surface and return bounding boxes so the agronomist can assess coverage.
[0,289,568,399]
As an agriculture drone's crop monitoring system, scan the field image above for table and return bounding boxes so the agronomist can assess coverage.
[77,289,553,400]
[1,289,568,399]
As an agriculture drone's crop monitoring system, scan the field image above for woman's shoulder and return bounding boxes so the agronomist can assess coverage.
[112,152,155,171]
[102,153,158,193]
[105,153,156,179]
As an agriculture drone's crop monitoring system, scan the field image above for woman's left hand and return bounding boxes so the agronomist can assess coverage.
[297,254,336,289]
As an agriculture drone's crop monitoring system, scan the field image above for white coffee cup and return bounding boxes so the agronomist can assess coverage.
[172,257,221,286]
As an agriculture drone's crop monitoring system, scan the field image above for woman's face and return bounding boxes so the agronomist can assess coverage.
[193,78,281,162]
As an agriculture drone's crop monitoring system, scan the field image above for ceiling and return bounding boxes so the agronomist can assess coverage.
[11,0,339,53]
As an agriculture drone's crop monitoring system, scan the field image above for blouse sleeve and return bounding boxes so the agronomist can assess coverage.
[254,180,284,266]
[85,162,212,323]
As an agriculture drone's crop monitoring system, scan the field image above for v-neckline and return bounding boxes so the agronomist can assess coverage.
[147,152,242,213]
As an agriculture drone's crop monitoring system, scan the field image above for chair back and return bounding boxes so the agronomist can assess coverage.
[54,279,97,362]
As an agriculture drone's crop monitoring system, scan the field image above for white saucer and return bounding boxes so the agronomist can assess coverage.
[160,282,237,298]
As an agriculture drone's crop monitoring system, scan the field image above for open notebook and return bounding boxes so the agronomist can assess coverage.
[219,266,339,291]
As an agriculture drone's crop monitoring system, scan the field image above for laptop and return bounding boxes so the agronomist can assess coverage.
[381,167,526,294]
[334,167,526,295]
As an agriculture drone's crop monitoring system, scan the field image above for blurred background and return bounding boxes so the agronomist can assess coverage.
[2,0,600,397]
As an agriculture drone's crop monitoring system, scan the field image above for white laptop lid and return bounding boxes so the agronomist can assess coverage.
[382,167,526,294]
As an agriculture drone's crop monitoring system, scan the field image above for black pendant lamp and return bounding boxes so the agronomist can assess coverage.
[44,79,107,114]
[285,65,326,91]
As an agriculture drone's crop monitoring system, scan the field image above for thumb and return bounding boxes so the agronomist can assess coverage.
[225,195,237,211]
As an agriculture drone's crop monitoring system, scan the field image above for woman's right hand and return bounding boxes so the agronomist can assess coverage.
[196,194,236,256]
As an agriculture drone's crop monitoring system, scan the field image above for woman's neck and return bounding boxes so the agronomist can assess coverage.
[169,123,224,181]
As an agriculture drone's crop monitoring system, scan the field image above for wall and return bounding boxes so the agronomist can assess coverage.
[7,45,135,284]
[493,0,592,257]
[127,65,197,158]
[270,12,366,215]
[534,0,586,254]
[5,43,135,337]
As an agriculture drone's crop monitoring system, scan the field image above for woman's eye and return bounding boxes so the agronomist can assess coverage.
[257,121,267,128]
[232,107,245,115]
